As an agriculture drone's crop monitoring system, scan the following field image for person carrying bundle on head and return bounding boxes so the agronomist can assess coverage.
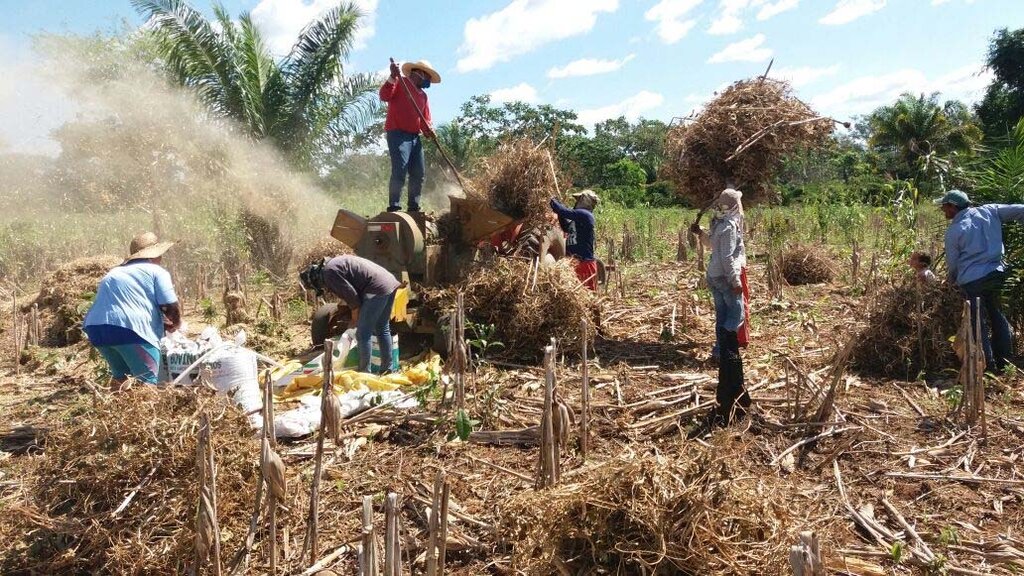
[692,188,751,432]
[300,255,400,374]
[83,232,181,387]
[550,190,599,290]
[936,189,1024,374]
[380,59,441,213]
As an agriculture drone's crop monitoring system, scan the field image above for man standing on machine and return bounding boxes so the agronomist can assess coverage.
[379,59,441,213]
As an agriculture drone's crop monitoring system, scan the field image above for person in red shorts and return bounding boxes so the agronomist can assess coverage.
[550,190,599,290]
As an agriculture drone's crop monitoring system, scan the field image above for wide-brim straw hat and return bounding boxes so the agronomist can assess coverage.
[401,60,441,83]
[125,231,175,263]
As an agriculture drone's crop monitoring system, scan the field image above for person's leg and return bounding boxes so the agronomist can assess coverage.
[94,344,131,385]
[981,283,1013,371]
[355,303,376,373]
[712,288,725,359]
[963,279,996,370]
[715,287,748,424]
[407,135,425,211]
[374,291,398,373]
[116,342,161,384]
[387,131,411,211]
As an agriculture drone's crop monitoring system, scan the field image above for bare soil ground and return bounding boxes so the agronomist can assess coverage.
[0,257,1022,575]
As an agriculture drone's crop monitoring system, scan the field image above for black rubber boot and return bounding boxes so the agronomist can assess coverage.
[714,330,750,425]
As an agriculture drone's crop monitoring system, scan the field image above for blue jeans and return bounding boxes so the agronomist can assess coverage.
[962,270,1013,371]
[356,290,397,373]
[95,342,161,384]
[386,130,424,211]
[709,276,744,358]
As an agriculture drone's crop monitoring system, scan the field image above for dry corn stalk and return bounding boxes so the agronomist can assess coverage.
[262,438,287,500]
[323,389,343,444]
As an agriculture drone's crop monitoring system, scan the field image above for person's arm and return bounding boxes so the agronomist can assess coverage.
[379,78,399,102]
[718,223,743,292]
[550,198,573,217]
[993,204,1024,223]
[160,302,182,332]
[944,228,959,284]
[154,268,181,332]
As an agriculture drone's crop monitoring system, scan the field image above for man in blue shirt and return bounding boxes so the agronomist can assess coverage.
[550,190,598,290]
[937,189,1024,373]
[84,232,181,385]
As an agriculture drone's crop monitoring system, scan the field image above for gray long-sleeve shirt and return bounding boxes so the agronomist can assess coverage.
[323,255,401,311]
[707,214,746,288]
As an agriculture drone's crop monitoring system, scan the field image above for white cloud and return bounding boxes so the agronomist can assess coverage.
[489,83,540,104]
[819,0,886,26]
[577,90,665,126]
[707,33,773,63]
[708,0,749,35]
[645,0,703,44]
[931,0,978,4]
[704,0,798,35]
[456,0,618,73]
[756,0,800,20]
[770,64,841,87]
[252,0,379,56]
[811,63,993,117]
[547,54,635,78]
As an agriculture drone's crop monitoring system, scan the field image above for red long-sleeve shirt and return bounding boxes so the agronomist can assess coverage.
[379,77,431,134]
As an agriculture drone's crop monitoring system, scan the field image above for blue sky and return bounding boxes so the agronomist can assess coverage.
[1,0,1022,154]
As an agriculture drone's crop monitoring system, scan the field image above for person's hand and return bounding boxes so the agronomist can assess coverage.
[389,60,400,79]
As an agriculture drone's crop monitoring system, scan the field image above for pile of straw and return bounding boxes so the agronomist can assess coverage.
[30,256,121,346]
[473,139,562,225]
[499,449,790,574]
[0,387,258,574]
[662,78,834,207]
[779,244,837,285]
[425,258,596,357]
[851,281,963,378]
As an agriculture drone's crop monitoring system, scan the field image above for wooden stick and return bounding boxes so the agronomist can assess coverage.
[580,318,590,461]
[304,338,334,564]
[425,471,443,576]
[884,472,1024,486]
[361,495,379,576]
[384,493,399,576]
[437,481,450,575]
[298,544,352,576]
[12,295,20,374]
[466,454,533,482]
[262,373,278,575]
[30,303,39,346]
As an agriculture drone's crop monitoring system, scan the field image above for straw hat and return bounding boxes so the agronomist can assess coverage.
[401,60,441,84]
[125,231,175,263]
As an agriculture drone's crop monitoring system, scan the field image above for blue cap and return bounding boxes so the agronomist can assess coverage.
[933,189,970,208]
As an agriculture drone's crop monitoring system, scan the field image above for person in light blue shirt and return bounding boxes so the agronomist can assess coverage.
[936,190,1024,372]
[83,232,181,385]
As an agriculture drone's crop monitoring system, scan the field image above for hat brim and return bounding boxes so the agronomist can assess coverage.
[125,241,175,264]
[401,62,441,84]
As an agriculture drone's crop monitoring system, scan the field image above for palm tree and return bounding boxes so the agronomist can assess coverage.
[133,0,382,170]
[867,92,982,187]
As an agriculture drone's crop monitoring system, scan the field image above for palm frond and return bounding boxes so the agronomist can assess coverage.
[297,72,384,166]
[280,2,362,137]
[233,13,287,138]
[132,0,243,118]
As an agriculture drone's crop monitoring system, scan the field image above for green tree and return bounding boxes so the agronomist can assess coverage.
[455,95,586,152]
[977,28,1024,139]
[133,0,382,170]
[593,116,668,182]
[867,92,982,196]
